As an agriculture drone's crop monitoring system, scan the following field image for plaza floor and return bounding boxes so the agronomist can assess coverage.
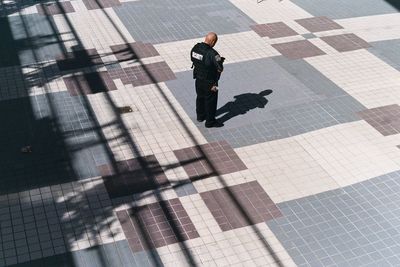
[1,0,400,266]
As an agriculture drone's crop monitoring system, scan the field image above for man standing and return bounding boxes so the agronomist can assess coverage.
[191,32,224,128]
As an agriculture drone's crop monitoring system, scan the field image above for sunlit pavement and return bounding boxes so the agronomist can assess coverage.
[1,0,400,266]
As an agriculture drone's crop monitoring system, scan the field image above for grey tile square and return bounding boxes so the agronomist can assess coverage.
[301,33,317,39]
[268,170,400,267]
[369,39,400,71]
[291,0,398,19]
[166,57,364,148]
[114,0,255,44]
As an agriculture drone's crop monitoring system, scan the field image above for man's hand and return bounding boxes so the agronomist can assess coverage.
[211,85,218,92]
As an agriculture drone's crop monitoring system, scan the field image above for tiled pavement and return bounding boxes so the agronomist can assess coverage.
[1,0,400,267]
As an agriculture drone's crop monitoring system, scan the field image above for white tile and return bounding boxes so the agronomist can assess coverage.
[336,13,400,42]
[306,49,400,108]
[236,137,340,203]
[228,0,311,23]
[295,121,400,187]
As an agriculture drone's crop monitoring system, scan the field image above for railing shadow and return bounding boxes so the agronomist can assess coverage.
[1,0,287,266]
[385,0,400,11]
[85,2,286,266]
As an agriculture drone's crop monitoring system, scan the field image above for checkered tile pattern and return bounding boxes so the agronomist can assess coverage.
[56,49,103,71]
[36,2,75,15]
[107,62,176,86]
[250,22,298,38]
[99,156,169,199]
[116,198,199,252]
[173,141,247,181]
[110,42,159,61]
[321,33,371,52]
[64,71,117,95]
[357,104,400,136]
[272,40,326,59]
[200,181,282,231]
[295,16,344,32]
[1,0,400,266]
[82,0,121,10]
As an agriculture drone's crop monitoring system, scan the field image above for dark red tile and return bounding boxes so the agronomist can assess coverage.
[295,16,343,32]
[56,49,103,71]
[37,2,75,15]
[63,71,117,96]
[173,141,247,181]
[110,42,159,62]
[98,155,169,199]
[82,0,120,10]
[108,61,176,87]
[116,198,199,252]
[272,40,325,59]
[357,104,400,136]
[320,33,370,52]
[200,181,281,231]
[250,22,298,38]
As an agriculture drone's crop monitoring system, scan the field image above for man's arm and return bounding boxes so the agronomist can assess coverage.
[212,53,224,73]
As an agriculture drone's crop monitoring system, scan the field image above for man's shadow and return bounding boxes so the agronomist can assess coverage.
[216,89,273,123]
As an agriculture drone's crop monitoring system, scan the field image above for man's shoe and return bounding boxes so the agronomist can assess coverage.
[205,121,224,128]
[197,117,205,122]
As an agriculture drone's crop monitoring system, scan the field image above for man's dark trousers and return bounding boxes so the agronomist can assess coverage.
[195,79,218,124]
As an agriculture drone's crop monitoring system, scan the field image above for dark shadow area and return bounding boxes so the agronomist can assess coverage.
[0,16,20,66]
[216,89,272,123]
[20,1,195,266]
[0,105,77,194]
[385,0,400,11]
[0,0,57,17]
[0,16,79,195]
[0,0,286,266]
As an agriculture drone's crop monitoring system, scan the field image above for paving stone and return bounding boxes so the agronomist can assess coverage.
[357,104,400,136]
[56,49,103,71]
[301,33,317,39]
[295,16,343,32]
[0,92,104,194]
[113,0,255,44]
[98,155,169,199]
[174,182,198,198]
[110,42,159,62]
[166,57,364,147]
[82,0,121,10]
[36,2,75,15]
[115,240,162,267]
[291,0,398,19]
[108,61,176,87]
[368,39,400,71]
[0,17,21,67]
[173,141,247,181]
[321,33,371,52]
[1,0,400,266]
[272,56,348,98]
[268,170,400,266]
[63,71,117,96]
[250,22,298,38]
[116,198,199,252]
[3,14,63,66]
[272,40,326,59]
[201,181,282,231]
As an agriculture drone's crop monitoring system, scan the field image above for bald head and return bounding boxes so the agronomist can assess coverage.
[204,32,218,47]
